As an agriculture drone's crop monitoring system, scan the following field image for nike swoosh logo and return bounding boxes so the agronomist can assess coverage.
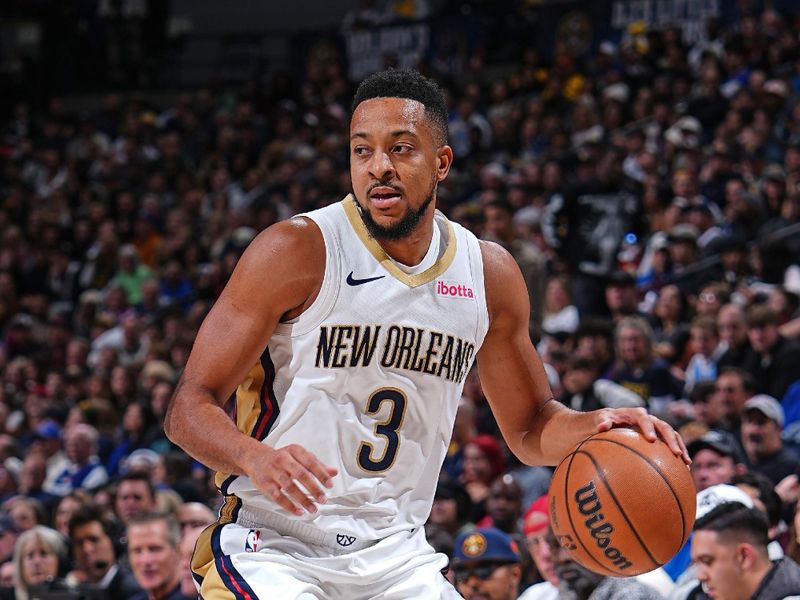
[346,272,386,286]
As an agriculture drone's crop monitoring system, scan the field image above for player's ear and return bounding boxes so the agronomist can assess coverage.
[436,145,453,181]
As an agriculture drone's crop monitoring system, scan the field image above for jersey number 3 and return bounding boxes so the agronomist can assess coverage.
[357,388,407,472]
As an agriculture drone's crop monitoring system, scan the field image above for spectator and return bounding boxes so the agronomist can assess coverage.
[11,525,67,600]
[545,527,663,600]
[716,303,752,370]
[482,198,546,342]
[46,423,109,497]
[451,527,522,600]
[178,521,204,599]
[51,490,92,538]
[428,479,474,539]
[519,495,558,600]
[741,395,800,486]
[604,271,645,324]
[692,503,800,600]
[460,435,506,522]
[175,502,215,534]
[683,315,723,393]
[742,304,800,400]
[114,472,158,526]
[127,511,191,600]
[609,316,684,417]
[713,367,755,434]
[687,430,747,492]
[559,355,645,412]
[0,515,19,565]
[67,503,142,597]
[476,474,523,534]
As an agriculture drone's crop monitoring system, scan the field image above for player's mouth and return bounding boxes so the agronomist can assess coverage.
[369,186,402,209]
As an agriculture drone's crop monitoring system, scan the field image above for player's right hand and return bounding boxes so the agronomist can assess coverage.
[246,444,338,516]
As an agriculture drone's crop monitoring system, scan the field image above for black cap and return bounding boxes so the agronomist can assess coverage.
[687,431,744,463]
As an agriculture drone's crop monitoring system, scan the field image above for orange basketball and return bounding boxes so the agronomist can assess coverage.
[548,428,696,576]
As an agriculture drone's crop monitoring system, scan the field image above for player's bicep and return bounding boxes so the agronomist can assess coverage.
[180,218,324,402]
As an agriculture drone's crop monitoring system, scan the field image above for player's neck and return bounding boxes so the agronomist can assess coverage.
[378,218,435,267]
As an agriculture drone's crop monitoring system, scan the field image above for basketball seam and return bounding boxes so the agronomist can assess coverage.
[563,448,619,576]
[587,437,689,549]
[577,449,660,568]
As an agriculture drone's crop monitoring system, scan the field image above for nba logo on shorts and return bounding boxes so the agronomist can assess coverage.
[245,529,260,552]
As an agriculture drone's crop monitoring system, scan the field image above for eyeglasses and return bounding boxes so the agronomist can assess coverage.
[453,562,511,583]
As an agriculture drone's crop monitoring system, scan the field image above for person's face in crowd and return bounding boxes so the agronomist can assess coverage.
[176,503,215,533]
[742,410,783,460]
[526,526,558,587]
[691,449,738,491]
[486,477,522,532]
[179,526,204,597]
[462,444,492,485]
[19,454,46,494]
[717,305,746,348]
[562,365,594,394]
[669,239,696,267]
[54,497,81,538]
[654,285,682,323]
[548,529,604,599]
[690,327,719,358]
[616,325,649,365]
[697,289,723,317]
[110,366,131,397]
[150,382,173,419]
[0,560,13,587]
[691,530,749,600]
[72,521,115,581]
[747,320,779,354]
[128,520,181,598]
[123,403,145,434]
[21,537,59,587]
[115,480,156,524]
[10,502,38,531]
[605,283,637,315]
[575,335,611,366]
[545,278,570,313]
[0,528,17,563]
[64,429,92,464]
[482,205,514,241]
[454,560,521,600]
[429,496,459,530]
[349,96,452,242]
[714,373,748,417]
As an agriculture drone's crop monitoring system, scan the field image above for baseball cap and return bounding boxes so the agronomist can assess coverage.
[696,484,754,520]
[668,223,700,245]
[743,394,785,427]
[33,420,62,440]
[453,528,521,565]
[687,431,743,463]
[523,495,550,536]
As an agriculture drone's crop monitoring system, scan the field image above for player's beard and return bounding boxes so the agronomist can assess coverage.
[357,179,437,242]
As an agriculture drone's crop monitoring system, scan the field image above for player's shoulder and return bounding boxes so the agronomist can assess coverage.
[246,216,325,263]
[478,240,528,322]
[478,239,524,283]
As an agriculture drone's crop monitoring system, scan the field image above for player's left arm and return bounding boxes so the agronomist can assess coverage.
[475,241,689,466]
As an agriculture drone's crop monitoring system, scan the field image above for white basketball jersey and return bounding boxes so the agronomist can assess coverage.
[217,195,489,541]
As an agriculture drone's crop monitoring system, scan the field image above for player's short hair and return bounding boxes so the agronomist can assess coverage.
[352,68,448,146]
[694,502,769,548]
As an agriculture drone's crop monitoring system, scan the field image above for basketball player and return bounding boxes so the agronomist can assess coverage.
[164,68,689,599]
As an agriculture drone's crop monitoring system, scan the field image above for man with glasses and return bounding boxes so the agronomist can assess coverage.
[452,527,523,600]
[176,502,215,533]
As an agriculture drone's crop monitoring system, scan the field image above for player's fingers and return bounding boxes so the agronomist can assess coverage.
[281,479,317,514]
[261,482,302,516]
[634,410,657,441]
[290,466,328,504]
[653,418,690,463]
[289,446,337,489]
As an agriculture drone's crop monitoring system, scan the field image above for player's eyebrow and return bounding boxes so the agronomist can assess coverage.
[350,129,419,141]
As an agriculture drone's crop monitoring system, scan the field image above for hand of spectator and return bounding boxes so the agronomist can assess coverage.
[245,444,337,516]
[595,407,691,464]
[775,474,800,504]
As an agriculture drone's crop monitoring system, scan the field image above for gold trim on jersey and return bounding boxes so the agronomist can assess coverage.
[342,194,457,288]
[213,361,267,490]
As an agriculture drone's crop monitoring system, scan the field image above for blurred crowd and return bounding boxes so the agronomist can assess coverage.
[0,3,800,599]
